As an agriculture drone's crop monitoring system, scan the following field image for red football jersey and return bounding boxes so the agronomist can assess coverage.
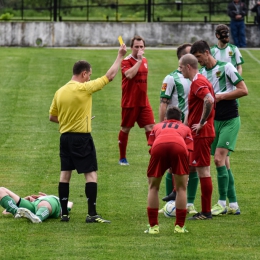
[121,55,149,108]
[148,119,193,152]
[188,73,215,138]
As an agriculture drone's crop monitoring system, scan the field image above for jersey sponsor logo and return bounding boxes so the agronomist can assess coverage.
[216,71,221,78]
[229,51,233,57]
[161,83,167,91]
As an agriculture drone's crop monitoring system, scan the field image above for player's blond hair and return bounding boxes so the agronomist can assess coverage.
[180,54,198,70]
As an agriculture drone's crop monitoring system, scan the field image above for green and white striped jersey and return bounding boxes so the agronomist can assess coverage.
[160,70,191,121]
[199,60,243,95]
[199,60,243,120]
[210,43,244,68]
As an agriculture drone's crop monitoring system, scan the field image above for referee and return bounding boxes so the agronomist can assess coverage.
[49,45,127,222]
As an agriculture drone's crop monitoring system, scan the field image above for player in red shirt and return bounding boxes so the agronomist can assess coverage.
[118,36,155,165]
[145,106,193,234]
[179,53,215,220]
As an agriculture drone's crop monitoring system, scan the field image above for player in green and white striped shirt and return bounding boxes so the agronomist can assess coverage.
[190,40,248,216]
[211,24,244,75]
[211,24,244,178]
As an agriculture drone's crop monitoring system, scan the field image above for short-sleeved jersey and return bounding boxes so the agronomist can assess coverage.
[19,195,61,218]
[34,195,61,218]
[49,76,109,133]
[148,119,193,152]
[199,60,243,121]
[211,43,244,68]
[188,73,215,138]
[160,70,191,122]
[121,55,148,108]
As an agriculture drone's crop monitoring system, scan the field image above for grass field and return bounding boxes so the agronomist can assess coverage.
[0,47,260,260]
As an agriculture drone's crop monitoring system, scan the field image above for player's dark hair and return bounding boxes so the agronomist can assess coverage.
[215,24,230,40]
[190,40,211,55]
[130,35,145,47]
[215,24,229,34]
[177,43,192,60]
[73,60,91,75]
[166,106,182,121]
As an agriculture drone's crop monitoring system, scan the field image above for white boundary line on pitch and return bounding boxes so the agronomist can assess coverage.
[244,49,260,64]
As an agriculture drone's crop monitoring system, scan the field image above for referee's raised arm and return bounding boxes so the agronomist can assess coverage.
[106,44,127,81]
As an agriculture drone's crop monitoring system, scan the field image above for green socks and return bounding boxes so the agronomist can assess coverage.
[0,195,18,215]
[227,168,237,203]
[217,165,229,201]
[165,172,173,195]
[36,206,50,221]
[187,172,199,204]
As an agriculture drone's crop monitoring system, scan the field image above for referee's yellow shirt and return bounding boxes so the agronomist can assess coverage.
[49,76,109,133]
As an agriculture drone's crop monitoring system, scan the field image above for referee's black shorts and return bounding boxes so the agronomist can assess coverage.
[60,133,97,174]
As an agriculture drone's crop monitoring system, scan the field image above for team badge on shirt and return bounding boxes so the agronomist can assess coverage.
[161,83,167,91]
[216,71,221,78]
[229,51,233,57]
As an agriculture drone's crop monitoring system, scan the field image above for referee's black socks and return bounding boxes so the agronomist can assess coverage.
[59,182,69,216]
[85,182,97,216]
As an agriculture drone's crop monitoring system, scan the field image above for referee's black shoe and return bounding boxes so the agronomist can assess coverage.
[162,191,176,202]
[86,214,111,223]
[60,215,70,222]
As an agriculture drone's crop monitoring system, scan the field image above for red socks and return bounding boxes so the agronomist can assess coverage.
[118,130,128,159]
[147,207,158,227]
[200,177,213,214]
[119,130,151,159]
[175,208,187,227]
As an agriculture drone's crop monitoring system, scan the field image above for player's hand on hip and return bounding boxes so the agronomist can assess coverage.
[191,122,207,135]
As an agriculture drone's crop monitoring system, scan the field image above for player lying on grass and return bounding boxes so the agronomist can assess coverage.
[0,187,73,223]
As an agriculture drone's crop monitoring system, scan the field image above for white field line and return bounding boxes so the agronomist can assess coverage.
[245,49,260,64]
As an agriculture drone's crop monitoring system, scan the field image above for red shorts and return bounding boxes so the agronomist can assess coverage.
[147,142,189,178]
[189,137,214,167]
[121,104,155,128]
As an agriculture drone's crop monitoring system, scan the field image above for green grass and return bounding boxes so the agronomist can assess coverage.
[0,47,260,260]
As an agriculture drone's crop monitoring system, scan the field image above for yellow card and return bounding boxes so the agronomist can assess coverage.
[118,36,124,46]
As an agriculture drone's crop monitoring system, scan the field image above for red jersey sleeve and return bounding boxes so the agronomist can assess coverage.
[185,132,194,152]
[192,78,211,100]
[148,130,155,146]
[121,58,132,74]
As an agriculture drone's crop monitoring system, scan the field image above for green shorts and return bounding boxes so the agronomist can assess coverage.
[18,195,61,218]
[211,117,241,155]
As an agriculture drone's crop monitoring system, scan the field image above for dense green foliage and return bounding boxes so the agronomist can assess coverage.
[0,0,256,23]
[0,47,259,259]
